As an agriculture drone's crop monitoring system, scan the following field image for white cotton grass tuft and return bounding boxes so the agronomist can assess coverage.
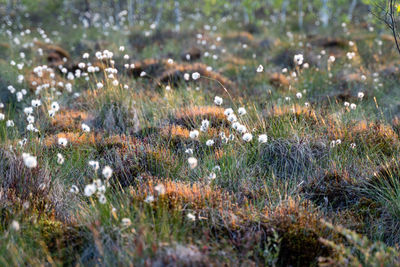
[57,153,64,164]
[330,140,336,148]
[50,101,60,112]
[84,183,96,197]
[224,108,234,116]
[27,123,37,132]
[232,122,240,130]
[31,99,41,107]
[242,133,253,142]
[154,184,166,195]
[227,114,237,123]
[27,115,34,124]
[208,172,216,180]
[22,153,37,168]
[70,185,79,194]
[187,212,196,221]
[206,139,214,146]
[6,120,14,127]
[98,194,107,204]
[188,157,198,169]
[88,160,100,171]
[58,137,68,147]
[258,134,268,144]
[81,123,91,132]
[192,72,200,80]
[238,107,246,116]
[185,148,193,155]
[237,124,247,134]
[200,120,209,132]
[10,220,20,231]
[214,96,223,106]
[145,195,155,203]
[24,107,33,115]
[294,54,304,65]
[121,218,132,227]
[102,166,113,179]
[189,130,199,139]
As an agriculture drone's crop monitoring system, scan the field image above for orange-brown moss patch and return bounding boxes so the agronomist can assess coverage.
[49,109,92,133]
[129,175,227,210]
[269,73,290,88]
[174,106,227,128]
[329,120,399,154]
[223,31,255,44]
[42,132,139,152]
[161,125,190,139]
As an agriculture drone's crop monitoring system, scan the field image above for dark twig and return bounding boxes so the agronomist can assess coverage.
[373,0,400,56]
[388,0,400,55]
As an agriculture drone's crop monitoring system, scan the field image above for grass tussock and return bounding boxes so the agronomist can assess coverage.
[3,1,400,265]
[265,198,336,266]
[303,170,359,210]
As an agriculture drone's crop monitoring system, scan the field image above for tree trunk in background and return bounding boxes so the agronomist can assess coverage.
[174,0,181,31]
[104,1,112,24]
[320,0,329,27]
[298,0,303,30]
[6,0,14,14]
[62,0,67,16]
[84,0,91,26]
[348,0,357,21]
[155,0,164,26]
[110,0,116,23]
[114,0,121,24]
[281,0,288,23]
[244,9,249,25]
[127,0,134,26]
[138,0,144,22]
[84,0,90,12]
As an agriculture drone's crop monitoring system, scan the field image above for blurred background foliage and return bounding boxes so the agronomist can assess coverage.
[0,0,389,31]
